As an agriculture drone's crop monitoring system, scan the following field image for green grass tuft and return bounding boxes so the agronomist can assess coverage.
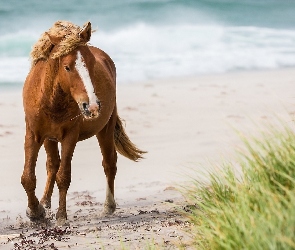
[185,122,295,249]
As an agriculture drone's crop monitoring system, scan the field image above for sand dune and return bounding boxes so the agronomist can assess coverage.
[0,68,295,248]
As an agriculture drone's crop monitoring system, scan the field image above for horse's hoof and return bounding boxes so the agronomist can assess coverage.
[40,198,51,209]
[56,218,69,226]
[26,204,45,221]
[56,209,68,226]
[101,203,116,216]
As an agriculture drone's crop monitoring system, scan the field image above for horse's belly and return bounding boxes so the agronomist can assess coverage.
[78,119,106,141]
[78,130,97,141]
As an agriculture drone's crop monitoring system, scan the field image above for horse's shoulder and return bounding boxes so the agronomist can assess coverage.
[89,46,115,67]
[89,46,116,80]
[89,46,110,59]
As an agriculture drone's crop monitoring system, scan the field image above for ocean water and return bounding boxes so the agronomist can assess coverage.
[1,0,295,90]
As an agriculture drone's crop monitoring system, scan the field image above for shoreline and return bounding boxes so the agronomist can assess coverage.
[1,68,295,248]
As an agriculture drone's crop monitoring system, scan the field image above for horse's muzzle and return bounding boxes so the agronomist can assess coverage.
[80,100,100,119]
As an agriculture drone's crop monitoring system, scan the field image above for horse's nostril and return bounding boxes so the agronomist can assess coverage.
[80,101,99,118]
[82,102,89,111]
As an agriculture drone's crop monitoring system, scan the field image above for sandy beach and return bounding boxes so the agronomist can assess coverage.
[0,68,295,249]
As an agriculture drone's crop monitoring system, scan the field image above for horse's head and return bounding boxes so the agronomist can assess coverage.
[47,22,100,120]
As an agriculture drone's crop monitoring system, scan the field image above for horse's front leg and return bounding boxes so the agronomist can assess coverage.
[40,139,60,209]
[97,113,117,215]
[21,126,45,221]
[55,134,77,225]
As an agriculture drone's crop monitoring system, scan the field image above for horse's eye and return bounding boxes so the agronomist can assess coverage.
[64,66,70,72]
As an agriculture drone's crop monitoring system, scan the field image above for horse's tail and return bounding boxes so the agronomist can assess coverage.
[114,116,146,162]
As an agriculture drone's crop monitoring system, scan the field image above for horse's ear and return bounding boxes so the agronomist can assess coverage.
[79,22,91,43]
[46,32,62,45]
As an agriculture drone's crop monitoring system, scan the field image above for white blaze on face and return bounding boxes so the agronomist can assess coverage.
[75,51,97,103]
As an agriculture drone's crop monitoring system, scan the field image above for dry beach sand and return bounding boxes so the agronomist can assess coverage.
[0,68,295,249]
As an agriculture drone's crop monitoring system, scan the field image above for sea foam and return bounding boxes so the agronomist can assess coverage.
[1,21,295,86]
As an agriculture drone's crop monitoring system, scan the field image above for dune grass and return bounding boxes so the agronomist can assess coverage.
[185,122,295,249]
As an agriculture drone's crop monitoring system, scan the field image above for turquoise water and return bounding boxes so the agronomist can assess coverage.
[1,0,295,90]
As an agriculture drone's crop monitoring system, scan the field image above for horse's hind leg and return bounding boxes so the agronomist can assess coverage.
[96,112,117,215]
[21,126,45,221]
[40,139,60,209]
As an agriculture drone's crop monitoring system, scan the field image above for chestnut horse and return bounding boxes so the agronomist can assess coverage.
[21,21,145,225]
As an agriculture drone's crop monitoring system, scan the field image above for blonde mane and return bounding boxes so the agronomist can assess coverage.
[30,21,92,65]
